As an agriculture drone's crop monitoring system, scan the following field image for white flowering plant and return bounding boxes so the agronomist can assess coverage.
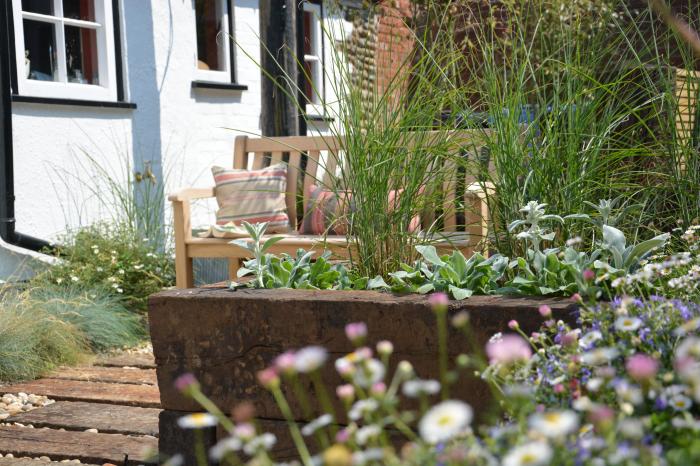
[37,222,175,312]
[486,295,700,465]
[169,292,700,466]
[611,225,700,302]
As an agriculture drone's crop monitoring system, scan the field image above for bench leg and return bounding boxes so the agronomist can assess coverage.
[228,258,241,281]
[175,255,194,289]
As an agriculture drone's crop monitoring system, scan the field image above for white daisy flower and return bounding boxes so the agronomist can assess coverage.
[670,395,693,411]
[418,400,473,444]
[243,433,276,455]
[579,330,602,348]
[349,399,379,421]
[177,412,218,429]
[402,379,441,398]
[614,316,642,332]
[529,410,579,438]
[294,346,328,373]
[352,359,385,388]
[301,414,333,436]
[581,347,619,366]
[209,437,242,461]
[354,424,381,445]
[503,442,553,466]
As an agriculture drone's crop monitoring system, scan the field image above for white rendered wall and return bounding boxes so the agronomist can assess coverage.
[3,0,350,279]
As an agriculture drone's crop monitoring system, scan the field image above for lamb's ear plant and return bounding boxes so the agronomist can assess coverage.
[377,246,508,300]
[230,222,287,289]
[596,225,670,273]
[232,222,365,290]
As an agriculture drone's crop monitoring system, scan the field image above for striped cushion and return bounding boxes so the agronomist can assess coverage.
[301,185,352,235]
[211,164,290,232]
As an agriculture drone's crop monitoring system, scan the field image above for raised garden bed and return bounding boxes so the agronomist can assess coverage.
[149,286,578,460]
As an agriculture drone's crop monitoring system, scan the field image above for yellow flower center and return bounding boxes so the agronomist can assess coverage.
[437,415,454,426]
[521,453,538,464]
[544,413,561,423]
[190,413,208,425]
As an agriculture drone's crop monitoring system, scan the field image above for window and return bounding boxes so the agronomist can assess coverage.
[302,1,323,114]
[193,0,233,83]
[11,0,119,101]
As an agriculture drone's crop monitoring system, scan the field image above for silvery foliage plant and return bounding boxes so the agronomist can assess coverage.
[505,200,669,297]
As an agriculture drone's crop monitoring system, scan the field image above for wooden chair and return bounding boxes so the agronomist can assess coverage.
[169,131,493,288]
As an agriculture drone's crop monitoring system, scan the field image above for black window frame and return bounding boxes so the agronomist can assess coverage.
[4,0,134,109]
[191,0,248,92]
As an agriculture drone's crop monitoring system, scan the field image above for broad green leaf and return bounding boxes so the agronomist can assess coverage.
[368,276,389,289]
[449,285,473,300]
[450,251,468,278]
[417,283,435,294]
[261,235,286,253]
[415,245,445,266]
[622,233,669,270]
[602,225,626,252]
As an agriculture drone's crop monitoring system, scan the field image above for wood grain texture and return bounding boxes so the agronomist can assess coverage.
[0,425,157,465]
[149,289,577,418]
[47,366,157,385]
[1,379,160,408]
[95,353,156,369]
[8,401,160,437]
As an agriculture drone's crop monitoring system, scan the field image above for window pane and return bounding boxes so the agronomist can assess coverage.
[63,0,96,21]
[65,26,99,84]
[303,11,313,55]
[21,0,53,15]
[195,0,226,71]
[23,19,59,81]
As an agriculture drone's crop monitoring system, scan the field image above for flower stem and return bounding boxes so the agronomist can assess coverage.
[271,386,313,466]
[436,309,450,399]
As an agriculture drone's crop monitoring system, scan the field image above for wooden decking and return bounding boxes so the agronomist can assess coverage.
[0,353,161,465]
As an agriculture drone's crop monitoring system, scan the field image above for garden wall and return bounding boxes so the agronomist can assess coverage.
[149,287,578,460]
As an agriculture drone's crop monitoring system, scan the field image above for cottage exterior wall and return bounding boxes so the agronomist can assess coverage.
[3,0,350,279]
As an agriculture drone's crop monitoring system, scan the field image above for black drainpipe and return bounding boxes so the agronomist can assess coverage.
[0,2,53,252]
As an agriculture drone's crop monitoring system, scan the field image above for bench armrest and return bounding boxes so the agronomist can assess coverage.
[168,187,216,202]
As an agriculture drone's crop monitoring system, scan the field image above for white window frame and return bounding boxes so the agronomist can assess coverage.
[193,0,233,83]
[12,0,118,101]
[303,1,323,115]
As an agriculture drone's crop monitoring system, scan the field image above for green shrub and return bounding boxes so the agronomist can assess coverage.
[0,289,88,382]
[24,285,146,351]
[37,222,175,312]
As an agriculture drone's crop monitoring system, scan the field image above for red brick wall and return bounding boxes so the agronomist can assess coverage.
[374,0,414,96]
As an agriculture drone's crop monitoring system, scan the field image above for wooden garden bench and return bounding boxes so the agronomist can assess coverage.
[169,131,493,288]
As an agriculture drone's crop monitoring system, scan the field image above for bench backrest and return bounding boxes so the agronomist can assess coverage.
[232,131,492,232]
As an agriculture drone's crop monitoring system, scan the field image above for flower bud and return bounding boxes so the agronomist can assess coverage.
[508,320,519,330]
[538,305,552,318]
[451,311,470,328]
[174,373,199,394]
[257,367,280,389]
[397,361,414,378]
[345,322,368,344]
[377,340,394,357]
[428,292,449,313]
[336,384,355,402]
